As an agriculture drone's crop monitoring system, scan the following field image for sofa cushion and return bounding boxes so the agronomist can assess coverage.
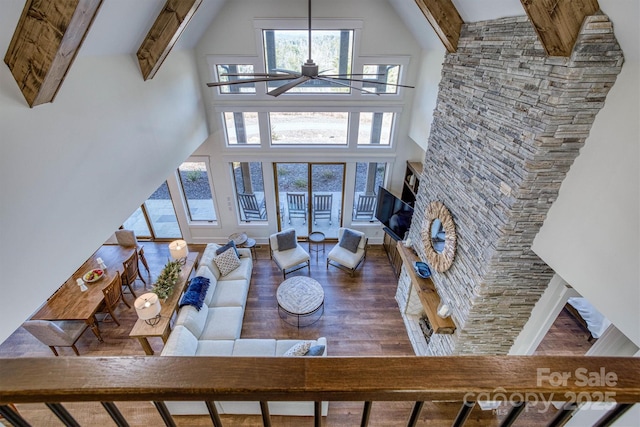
[214,248,241,277]
[175,305,209,338]
[283,341,312,356]
[195,265,217,306]
[339,228,363,253]
[210,280,249,308]
[275,338,326,356]
[220,258,252,282]
[232,339,277,356]
[200,307,244,340]
[196,340,235,356]
[161,325,197,356]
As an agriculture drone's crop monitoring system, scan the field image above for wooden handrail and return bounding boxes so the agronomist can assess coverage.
[1,356,639,404]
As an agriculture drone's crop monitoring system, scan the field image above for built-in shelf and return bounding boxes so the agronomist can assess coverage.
[397,243,456,334]
[401,161,423,206]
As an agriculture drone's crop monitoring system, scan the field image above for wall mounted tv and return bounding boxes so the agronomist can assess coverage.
[375,186,414,241]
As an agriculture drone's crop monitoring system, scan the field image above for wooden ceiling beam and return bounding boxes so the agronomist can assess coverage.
[4,0,103,107]
[520,0,600,56]
[137,0,202,81]
[414,0,464,53]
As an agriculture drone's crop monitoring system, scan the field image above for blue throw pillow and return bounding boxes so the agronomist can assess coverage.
[305,345,325,356]
[338,229,361,253]
[216,240,239,257]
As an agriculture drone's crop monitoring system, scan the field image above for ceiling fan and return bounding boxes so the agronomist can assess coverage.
[206,0,414,97]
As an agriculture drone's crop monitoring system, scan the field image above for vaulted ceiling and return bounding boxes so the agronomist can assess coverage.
[1,0,635,107]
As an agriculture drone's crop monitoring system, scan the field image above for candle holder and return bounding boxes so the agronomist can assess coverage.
[437,300,452,318]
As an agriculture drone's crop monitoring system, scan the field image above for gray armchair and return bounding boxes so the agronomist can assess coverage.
[327,228,368,276]
[22,320,90,356]
[269,228,311,278]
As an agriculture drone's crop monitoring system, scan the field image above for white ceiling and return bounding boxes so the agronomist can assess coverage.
[0,0,637,62]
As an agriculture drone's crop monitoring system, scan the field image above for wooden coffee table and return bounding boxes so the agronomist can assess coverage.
[276,276,324,328]
[129,252,198,355]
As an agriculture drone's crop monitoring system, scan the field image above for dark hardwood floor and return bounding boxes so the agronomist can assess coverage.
[0,241,590,426]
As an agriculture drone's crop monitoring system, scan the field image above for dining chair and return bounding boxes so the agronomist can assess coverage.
[121,250,145,299]
[115,229,150,275]
[22,319,90,356]
[287,192,307,224]
[97,274,130,327]
[313,193,333,225]
[237,193,267,220]
[353,194,377,220]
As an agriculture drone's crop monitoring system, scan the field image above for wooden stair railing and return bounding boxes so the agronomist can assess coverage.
[1,356,638,427]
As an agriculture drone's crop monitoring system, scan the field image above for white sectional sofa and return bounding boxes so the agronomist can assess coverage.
[161,243,328,417]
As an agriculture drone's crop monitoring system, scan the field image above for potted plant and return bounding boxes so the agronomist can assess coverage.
[152,259,182,301]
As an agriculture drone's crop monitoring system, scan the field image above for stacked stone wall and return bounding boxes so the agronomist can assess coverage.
[407,14,623,355]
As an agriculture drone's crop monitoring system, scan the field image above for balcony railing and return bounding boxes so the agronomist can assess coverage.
[1,356,638,426]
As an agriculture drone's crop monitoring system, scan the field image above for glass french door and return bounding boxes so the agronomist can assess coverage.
[274,163,345,239]
[122,181,182,240]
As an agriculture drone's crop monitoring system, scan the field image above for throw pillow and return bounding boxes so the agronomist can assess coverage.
[305,345,325,356]
[276,229,297,251]
[283,341,312,356]
[214,248,241,277]
[339,228,361,253]
[216,240,239,258]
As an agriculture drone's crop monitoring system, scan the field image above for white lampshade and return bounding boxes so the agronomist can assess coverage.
[134,293,161,325]
[169,239,188,260]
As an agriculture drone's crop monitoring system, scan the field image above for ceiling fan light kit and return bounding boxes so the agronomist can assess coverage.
[207,0,414,97]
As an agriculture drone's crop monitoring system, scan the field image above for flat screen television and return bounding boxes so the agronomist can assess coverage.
[375,186,414,241]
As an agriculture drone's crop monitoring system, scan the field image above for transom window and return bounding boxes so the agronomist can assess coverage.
[224,112,260,145]
[269,112,349,145]
[263,29,353,93]
[216,64,256,94]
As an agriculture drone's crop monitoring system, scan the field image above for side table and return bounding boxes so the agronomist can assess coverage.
[308,231,326,262]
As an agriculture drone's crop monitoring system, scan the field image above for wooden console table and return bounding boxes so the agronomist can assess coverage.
[397,243,456,334]
[129,252,198,355]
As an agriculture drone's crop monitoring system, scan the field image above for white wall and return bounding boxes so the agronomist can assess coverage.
[189,0,425,242]
[408,49,445,150]
[0,51,209,343]
[532,60,640,345]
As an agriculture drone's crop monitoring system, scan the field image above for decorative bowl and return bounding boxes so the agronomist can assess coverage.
[413,262,431,279]
[83,269,104,283]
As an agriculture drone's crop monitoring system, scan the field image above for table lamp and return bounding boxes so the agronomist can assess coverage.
[169,239,188,261]
[134,293,161,326]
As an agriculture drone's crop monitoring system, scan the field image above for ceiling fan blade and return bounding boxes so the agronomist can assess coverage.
[319,74,384,77]
[314,77,380,95]
[322,76,415,89]
[267,76,311,97]
[207,75,298,87]
[221,72,295,78]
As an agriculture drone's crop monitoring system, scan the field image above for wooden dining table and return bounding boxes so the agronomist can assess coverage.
[31,245,136,342]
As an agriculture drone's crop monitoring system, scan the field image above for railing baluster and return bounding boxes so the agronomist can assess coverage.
[546,402,578,427]
[45,403,80,427]
[407,401,424,427]
[0,404,31,427]
[361,401,372,427]
[499,402,526,426]
[259,401,271,427]
[452,401,475,427]
[593,403,634,427]
[152,401,177,427]
[205,401,224,427]
[101,402,129,427]
[314,401,322,427]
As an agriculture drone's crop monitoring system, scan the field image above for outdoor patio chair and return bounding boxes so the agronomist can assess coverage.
[115,229,150,275]
[313,193,333,224]
[287,192,307,224]
[22,319,90,356]
[353,194,377,220]
[238,193,266,220]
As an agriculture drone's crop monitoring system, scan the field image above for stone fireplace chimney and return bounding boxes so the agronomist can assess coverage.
[405,14,623,355]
